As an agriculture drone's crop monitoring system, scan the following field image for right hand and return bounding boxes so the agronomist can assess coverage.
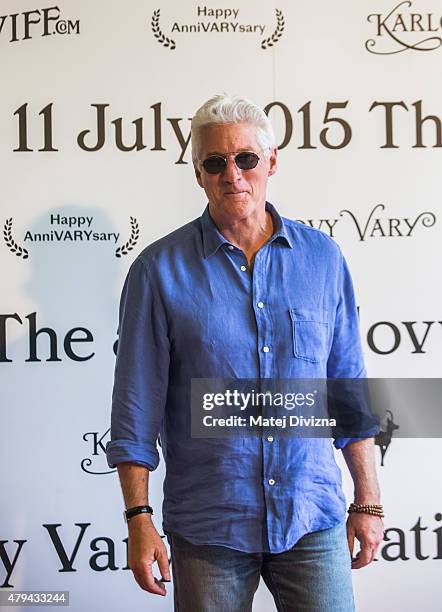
[127,516,171,596]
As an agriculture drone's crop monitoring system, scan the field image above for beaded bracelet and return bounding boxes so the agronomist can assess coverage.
[348,503,384,518]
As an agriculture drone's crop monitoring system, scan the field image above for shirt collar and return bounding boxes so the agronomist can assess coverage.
[201,201,293,258]
[266,201,293,249]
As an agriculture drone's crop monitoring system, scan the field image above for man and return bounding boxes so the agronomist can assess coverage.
[106,94,384,611]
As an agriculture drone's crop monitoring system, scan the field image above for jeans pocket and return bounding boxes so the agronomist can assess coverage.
[289,308,329,363]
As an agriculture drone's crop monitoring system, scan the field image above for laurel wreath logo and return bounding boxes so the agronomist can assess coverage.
[151,9,176,50]
[115,216,139,258]
[261,9,285,49]
[3,218,29,259]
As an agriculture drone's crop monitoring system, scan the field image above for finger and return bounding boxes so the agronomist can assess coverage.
[157,548,171,582]
[351,543,373,570]
[134,563,167,596]
[154,577,169,591]
[352,547,377,569]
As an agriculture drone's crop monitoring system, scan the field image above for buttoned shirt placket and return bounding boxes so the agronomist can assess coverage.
[224,238,280,551]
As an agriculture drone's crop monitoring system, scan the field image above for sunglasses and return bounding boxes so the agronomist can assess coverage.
[201,151,261,175]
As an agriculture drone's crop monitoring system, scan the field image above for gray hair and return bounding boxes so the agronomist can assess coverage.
[191,93,276,164]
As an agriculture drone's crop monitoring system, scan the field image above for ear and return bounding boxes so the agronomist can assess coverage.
[194,164,204,188]
[268,146,278,177]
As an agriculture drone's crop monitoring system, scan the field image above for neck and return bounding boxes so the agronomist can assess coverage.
[209,203,274,267]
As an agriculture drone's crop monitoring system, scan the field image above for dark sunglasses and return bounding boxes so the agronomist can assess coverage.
[201,151,260,175]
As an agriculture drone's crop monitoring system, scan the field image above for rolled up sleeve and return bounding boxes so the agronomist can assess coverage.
[106,256,170,470]
[327,252,379,449]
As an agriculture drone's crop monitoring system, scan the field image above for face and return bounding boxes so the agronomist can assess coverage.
[194,122,277,221]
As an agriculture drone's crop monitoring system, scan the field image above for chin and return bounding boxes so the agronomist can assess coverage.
[223,198,252,213]
[228,202,262,223]
[222,194,252,206]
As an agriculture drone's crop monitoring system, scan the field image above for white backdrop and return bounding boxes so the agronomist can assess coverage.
[1,1,441,610]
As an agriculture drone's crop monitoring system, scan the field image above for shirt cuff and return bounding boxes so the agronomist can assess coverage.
[333,425,380,449]
[106,439,159,471]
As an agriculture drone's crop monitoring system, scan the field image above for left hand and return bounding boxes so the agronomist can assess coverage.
[346,512,384,569]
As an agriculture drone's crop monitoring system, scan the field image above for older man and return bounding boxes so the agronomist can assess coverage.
[106,94,384,612]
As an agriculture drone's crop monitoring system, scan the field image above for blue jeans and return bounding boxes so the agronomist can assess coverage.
[167,522,355,612]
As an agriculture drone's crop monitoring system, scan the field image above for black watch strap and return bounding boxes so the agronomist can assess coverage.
[124,505,154,523]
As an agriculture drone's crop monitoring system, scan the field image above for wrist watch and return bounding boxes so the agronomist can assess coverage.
[123,504,154,523]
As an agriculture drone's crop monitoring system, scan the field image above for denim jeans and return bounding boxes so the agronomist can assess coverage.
[167,522,355,612]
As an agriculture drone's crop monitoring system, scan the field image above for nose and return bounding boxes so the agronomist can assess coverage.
[223,156,242,183]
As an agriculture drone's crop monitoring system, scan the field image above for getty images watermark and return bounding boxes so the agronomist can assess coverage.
[191,378,379,439]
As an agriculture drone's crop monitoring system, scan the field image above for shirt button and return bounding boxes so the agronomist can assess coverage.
[267,435,274,442]
[228,245,234,250]
[268,479,276,486]
[240,265,247,271]
[262,346,270,353]
[257,301,264,309]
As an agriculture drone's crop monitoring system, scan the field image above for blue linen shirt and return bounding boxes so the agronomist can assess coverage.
[106,202,378,553]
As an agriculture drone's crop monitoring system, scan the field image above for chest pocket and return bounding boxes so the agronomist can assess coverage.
[289,308,330,363]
